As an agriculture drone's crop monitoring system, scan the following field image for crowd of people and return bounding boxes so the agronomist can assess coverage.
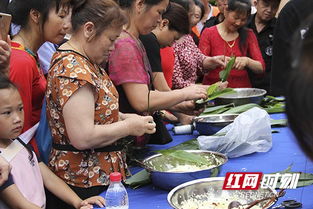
[0,0,313,208]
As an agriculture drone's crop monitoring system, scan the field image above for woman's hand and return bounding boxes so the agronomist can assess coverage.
[203,55,229,70]
[233,57,249,70]
[180,84,208,101]
[124,115,156,136]
[0,36,11,76]
[79,196,105,209]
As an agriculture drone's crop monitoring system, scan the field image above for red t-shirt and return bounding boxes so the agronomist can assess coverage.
[199,26,265,87]
[9,42,46,151]
[160,47,175,89]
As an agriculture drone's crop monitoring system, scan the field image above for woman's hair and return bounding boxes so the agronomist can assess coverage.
[193,0,205,20]
[162,2,190,35]
[227,0,251,53]
[286,15,313,161]
[71,0,127,36]
[170,0,192,13]
[0,75,17,90]
[8,0,72,28]
[116,0,164,9]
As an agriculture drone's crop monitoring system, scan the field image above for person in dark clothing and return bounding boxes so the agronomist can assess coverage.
[286,15,313,161]
[270,0,313,96]
[201,0,227,33]
[247,0,280,93]
[0,0,9,12]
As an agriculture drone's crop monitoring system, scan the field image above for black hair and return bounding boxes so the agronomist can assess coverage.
[8,0,72,28]
[193,0,205,20]
[71,0,127,36]
[227,0,251,53]
[162,2,190,35]
[116,0,164,8]
[257,0,281,9]
[0,75,17,90]
[170,0,191,13]
[286,15,313,161]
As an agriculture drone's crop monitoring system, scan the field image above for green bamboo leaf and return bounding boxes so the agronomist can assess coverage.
[125,169,151,189]
[265,95,285,102]
[270,119,287,127]
[219,56,236,82]
[169,139,200,150]
[202,104,234,114]
[156,150,208,166]
[207,83,219,95]
[223,103,260,114]
[207,88,235,101]
[196,85,234,104]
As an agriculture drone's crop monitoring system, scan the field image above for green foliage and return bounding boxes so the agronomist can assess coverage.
[219,56,236,82]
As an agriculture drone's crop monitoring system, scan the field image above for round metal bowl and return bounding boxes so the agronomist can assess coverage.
[215,88,267,106]
[142,150,228,190]
[194,114,238,135]
[168,177,277,209]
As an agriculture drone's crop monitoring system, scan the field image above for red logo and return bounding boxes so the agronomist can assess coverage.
[223,172,263,190]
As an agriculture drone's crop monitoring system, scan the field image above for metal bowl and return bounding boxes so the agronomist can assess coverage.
[142,150,228,190]
[168,177,277,209]
[215,88,267,106]
[194,114,238,135]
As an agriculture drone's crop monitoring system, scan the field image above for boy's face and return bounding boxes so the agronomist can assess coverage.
[256,0,279,22]
[0,88,24,141]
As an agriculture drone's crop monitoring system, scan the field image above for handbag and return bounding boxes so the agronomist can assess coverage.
[148,111,173,145]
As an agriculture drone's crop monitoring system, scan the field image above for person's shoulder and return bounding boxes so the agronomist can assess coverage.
[202,25,217,35]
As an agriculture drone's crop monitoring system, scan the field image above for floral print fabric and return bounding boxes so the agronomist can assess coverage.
[172,34,206,89]
[46,50,127,187]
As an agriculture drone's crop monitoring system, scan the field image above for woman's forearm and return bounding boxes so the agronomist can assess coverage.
[247,57,264,74]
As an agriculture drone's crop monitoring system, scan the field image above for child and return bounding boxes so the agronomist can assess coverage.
[0,76,105,209]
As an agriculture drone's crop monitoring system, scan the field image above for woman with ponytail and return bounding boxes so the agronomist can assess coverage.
[7,0,73,153]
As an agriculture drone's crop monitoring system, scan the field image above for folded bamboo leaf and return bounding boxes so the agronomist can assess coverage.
[125,169,151,189]
[196,84,235,105]
[207,83,219,95]
[156,150,208,165]
[219,56,236,82]
[208,88,235,101]
[270,119,287,127]
[223,103,260,114]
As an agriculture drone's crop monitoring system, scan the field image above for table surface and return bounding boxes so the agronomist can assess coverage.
[99,113,313,209]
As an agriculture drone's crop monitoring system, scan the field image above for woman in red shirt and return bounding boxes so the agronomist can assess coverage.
[199,0,265,88]
[8,0,72,152]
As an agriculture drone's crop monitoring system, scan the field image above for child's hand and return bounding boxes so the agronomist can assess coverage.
[80,196,105,208]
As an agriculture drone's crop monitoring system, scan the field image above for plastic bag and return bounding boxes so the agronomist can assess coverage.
[197,107,272,158]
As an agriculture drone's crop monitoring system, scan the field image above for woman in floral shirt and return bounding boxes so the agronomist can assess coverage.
[45,0,156,208]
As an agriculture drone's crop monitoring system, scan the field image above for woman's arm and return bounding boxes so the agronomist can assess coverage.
[63,84,156,150]
[39,163,105,209]
[121,82,207,113]
[236,30,265,74]
[233,56,264,73]
[0,184,42,209]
